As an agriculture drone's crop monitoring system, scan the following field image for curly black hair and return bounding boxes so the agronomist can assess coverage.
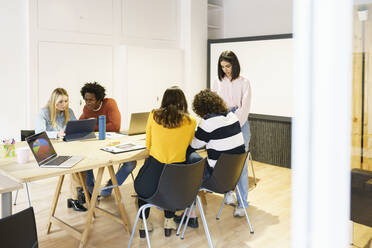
[80,82,106,101]
[192,89,228,118]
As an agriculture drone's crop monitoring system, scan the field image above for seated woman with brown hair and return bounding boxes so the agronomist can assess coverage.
[134,86,197,238]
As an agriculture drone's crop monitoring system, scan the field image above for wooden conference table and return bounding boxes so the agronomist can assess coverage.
[0,134,148,248]
[0,174,23,218]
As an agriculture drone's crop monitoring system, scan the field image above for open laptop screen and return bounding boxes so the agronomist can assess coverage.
[120,112,149,135]
[26,132,57,164]
[63,118,96,141]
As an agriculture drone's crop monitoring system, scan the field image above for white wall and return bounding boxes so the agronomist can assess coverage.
[28,0,119,127]
[223,0,293,38]
[1,0,208,138]
[181,0,208,107]
[30,0,204,131]
[0,0,28,140]
[116,46,185,129]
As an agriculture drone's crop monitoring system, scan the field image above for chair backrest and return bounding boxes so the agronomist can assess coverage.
[350,169,372,227]
[202,152,249,194]
[144,158,206,211]
[0,207,38,248]
[21,130,35,141]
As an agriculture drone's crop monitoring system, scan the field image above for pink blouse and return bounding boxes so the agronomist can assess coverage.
[212,76,252,126]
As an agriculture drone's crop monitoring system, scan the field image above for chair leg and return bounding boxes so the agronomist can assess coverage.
[13,189,19,205]
[196,195,214,248]
[141,206,152,248]
[128,205,142,248]
[25,182,31,207]
[216,194,227,220]
[128,203,152,248]
[236,186,254,234]
[248,151,257,186]
[176,207,189,236]
[181,202,195,239]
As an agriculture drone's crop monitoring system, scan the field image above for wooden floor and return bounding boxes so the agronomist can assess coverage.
[2,161,371,248]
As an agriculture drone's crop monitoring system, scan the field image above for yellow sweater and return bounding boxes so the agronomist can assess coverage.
[146,111,197,164]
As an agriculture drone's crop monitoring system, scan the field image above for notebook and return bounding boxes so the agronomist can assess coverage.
[63,118,96,142]
[101,141,146,154]
[26,131,83,168]
[120,112,149,135]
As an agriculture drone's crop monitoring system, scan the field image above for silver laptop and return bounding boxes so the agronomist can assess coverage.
[26,131,83,168]
[120,112,149,135]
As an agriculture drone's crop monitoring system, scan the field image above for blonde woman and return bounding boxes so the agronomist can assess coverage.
[35,88,86,212]
[35,88,76,139]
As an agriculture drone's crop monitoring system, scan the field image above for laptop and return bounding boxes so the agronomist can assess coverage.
[63,118,96,142]
[26,131,83,168]
[120,112,149,135]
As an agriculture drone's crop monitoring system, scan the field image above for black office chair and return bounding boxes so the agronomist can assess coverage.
[350,169,372,227]
[21,130,35,142]
[128,158,213,248]
[180,152,254,237]
[0,207,38,248]
[13,130,35,207]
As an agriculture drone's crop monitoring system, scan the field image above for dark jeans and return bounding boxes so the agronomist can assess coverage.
[134,156,175,219]
[85,161,136,194]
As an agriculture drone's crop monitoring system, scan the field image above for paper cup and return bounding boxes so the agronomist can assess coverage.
[15,147,30,164]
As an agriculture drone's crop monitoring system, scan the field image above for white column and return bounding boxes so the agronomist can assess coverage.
[180,0,208,106]
[292,0,353,247]
[0,0,29,140]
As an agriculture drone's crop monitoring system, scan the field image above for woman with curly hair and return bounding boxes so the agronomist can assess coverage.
[173,89,245,228]
[190,89,245,172]
[134,86,197,238]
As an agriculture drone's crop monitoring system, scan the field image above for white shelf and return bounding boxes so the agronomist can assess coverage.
[208,3,222,11]
[208,0,223,39]
[208,24,221,29]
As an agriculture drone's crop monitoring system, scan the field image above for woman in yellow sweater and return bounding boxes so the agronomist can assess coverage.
[134,86,196,238]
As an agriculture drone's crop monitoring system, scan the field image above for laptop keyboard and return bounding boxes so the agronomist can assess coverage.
[46,156,72,166]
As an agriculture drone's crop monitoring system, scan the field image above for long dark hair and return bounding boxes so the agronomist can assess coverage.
[217,50,241,81]
[153,86,190,128]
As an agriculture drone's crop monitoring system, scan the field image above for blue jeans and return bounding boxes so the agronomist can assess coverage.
[236,120,250,208]
[86,161,137,196]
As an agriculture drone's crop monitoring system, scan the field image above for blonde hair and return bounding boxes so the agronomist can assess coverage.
[47,88,70,128]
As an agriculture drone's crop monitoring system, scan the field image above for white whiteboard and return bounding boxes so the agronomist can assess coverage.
[209,37,293,117]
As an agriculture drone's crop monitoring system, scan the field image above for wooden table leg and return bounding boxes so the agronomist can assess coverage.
[79,167,104,248]
[77,172,95,219]
[107,165,132,233]
[47,175,65,234]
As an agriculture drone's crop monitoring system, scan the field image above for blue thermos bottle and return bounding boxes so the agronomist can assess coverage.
[98,115,106,140]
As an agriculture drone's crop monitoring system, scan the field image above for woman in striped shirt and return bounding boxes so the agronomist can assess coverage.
[189,89,245,176]
[174,89,245,227]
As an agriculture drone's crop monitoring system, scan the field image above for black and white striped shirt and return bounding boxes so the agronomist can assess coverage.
[189,112,245,169]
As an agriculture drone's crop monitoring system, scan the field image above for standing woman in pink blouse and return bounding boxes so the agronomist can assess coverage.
[211,50,252,217]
